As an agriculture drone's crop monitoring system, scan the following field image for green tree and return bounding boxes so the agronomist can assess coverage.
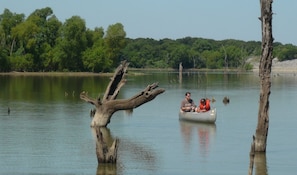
[54,16,87,71]
[104,23,126,67]
[9,7,59,71]
[41,15,62,71]
[122,38,144,68]
[27,7,56,71]
[201,50,223,69]
[221,45,248,68]
[0,43,10,71]
[10,19,39,71]
[274,44,297,61]
[0,9,24,56]
[82,27,112,72]
[158,38,178,68]
[171,44,192,69]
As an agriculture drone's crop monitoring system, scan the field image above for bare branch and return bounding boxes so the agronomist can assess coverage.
[103,60,129,102]
[80,60,165,127]
[80,91,101,107]
[109,79,126,100]
[107,82,165,111]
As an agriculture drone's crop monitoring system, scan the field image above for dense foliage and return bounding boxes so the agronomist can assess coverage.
[1,8,297,72]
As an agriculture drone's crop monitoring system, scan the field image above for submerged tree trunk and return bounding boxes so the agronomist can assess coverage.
[80,60,165,127]
[81,61,165,164]
[249,2,273,173]
[251,0,273,153]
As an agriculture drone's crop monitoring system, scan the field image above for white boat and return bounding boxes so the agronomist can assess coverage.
[179,108,217,123]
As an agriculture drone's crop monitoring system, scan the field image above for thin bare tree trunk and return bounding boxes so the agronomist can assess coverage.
[251,0,273,154]
[249,1,273,173]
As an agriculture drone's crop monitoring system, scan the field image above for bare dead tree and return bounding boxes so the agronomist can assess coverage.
[249,2,273,173]
[80,60,165,127]
[255,0,273,152]
[81,61,165,164]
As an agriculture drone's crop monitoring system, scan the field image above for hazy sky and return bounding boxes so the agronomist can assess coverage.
[1,0,296,45]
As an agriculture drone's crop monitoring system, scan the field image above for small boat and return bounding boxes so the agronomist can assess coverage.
[179,108,217,123]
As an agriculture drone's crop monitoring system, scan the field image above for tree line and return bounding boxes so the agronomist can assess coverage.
[1,7,297,72]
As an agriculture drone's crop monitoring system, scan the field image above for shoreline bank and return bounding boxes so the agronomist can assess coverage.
[1,59,297,76]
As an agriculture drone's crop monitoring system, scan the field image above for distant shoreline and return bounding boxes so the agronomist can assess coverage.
[0,71,113,76]
[1,59,297,76]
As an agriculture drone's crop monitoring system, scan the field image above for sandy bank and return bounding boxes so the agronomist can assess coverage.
[251,58,297,74]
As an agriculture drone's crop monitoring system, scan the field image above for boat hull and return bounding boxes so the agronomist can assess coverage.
[179,108,217,123]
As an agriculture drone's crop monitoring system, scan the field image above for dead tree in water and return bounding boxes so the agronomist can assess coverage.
[80,61,165,163]
[249,2,273,173]
[251,0,273,154]
[80,60,165,127]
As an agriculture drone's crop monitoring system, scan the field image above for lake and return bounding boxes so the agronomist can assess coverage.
[0,71,297,175]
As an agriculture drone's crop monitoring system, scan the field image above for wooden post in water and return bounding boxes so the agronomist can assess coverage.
[179,62,183,84]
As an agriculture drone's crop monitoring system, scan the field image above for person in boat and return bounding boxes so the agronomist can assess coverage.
[180,92,196,112]
[196,98,211,112]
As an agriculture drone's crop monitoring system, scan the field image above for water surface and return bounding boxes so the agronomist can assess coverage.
[0,72,296,175]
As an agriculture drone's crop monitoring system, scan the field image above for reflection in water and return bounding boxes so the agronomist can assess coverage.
[96,164,117,175]
[119,139,158,173]
[179,121,216,157]
[91,127,119,175]
[92,127,158,175]
[249,151,268,175]
[251,153,268,175]
[2,73,296,174]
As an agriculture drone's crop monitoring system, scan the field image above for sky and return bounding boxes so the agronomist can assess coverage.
[1,0,296,45]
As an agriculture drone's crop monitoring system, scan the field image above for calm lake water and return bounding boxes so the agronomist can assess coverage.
[0,71,297,175]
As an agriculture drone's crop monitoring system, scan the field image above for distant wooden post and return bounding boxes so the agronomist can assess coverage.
[179,62,183,73]
[179,62,183,84]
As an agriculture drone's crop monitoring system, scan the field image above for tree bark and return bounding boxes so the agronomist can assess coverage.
[80,60,165,127]
[251,0,273,153]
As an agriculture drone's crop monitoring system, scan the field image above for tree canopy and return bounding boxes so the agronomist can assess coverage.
[1,8,297,72]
